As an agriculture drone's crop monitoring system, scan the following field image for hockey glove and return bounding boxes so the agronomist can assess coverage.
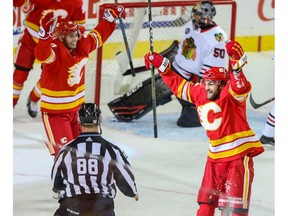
[103,5,126,22]
[39,11,55,40]
[144,52,170,73]
[225,40,248,72]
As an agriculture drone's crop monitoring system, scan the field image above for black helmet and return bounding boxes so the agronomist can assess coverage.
[78,103,102,125]
[192,1,216,26]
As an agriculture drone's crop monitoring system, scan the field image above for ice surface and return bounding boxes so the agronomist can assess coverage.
[12,52,275,215]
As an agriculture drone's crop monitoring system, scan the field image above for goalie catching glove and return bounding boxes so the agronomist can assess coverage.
[225,40,248,72]
[104,5,126,22]
[144,52,171,73]
[39,11,55,40]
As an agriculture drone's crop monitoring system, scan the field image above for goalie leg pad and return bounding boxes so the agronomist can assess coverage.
[176,98,201,127]
[108,74,173,122]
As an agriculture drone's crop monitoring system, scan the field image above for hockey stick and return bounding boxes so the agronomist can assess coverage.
[148,0,158,138]
[249,93,275,109]
[115,0,135,77]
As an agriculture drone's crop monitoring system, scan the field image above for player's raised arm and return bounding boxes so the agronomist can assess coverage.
[34,12,56,62]
[80,5,126,52]
[225,40,251,95]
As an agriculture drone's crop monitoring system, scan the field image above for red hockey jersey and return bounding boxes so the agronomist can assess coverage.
[35,20,116,114]
[160,68,264,162]
[14,0,86,43]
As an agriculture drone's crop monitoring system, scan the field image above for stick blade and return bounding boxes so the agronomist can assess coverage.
[249,93,275,109]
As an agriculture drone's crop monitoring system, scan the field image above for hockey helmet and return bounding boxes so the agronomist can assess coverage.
[78,103,103,125]
[202,67,229,82]
[54,20,80,40]
[192,1,216,26]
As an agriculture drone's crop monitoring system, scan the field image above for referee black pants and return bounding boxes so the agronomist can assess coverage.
[54,194,115,216]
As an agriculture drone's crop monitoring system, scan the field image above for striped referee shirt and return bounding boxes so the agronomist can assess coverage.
[51,132,138,199]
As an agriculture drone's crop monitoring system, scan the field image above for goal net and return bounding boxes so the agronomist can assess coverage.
[84,0,236,105]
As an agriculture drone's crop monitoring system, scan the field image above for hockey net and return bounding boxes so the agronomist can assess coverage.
[84,0,236,105]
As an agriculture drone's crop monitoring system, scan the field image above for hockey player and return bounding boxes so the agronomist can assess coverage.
[260,105,275,146]
[34,5,126,157]
[108,1,228,127]
[13,0,86,118]
[144,40,264,215]
[52,103,139,216]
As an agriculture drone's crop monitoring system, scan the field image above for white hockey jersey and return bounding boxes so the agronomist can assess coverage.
[173,20,228,80]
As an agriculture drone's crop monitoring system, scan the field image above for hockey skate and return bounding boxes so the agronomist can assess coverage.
[260,135,274,150]
[26,97,38,118]
[260,135,275,146]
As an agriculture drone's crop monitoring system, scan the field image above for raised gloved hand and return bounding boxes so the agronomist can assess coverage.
[104,5,126,22]
[225,40,248,72]
[39,11,55,39]
[144,52,170,73]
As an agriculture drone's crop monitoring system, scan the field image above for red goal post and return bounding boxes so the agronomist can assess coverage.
[86,0,237,105]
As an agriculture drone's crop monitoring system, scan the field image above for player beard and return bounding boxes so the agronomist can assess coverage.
[206,90,218,100]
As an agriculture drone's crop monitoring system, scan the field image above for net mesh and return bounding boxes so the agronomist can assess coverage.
[84,0,236,105]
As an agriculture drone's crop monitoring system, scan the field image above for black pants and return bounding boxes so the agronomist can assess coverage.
[54,194,115,216]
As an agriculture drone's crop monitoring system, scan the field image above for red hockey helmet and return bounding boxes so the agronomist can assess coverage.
[202,67,229,82]
[54,20,80,40]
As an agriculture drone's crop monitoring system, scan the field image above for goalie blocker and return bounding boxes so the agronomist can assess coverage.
[108,74,173,122]
[108,40,179,122]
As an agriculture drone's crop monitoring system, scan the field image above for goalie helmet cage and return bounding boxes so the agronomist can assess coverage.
[85,0,237,105]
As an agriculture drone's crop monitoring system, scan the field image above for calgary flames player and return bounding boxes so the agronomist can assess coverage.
[13,0,86,118]
[34,5,126,158]
[144,40,264,216]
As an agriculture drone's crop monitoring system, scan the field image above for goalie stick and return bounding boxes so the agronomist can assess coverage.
[249,93,275,109]
[115,0,136,77]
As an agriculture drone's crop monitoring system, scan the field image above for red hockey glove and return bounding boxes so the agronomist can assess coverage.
[104,5,126,22]
[225,40,248,72]
[39,11,55,39]
[144,52,170,73]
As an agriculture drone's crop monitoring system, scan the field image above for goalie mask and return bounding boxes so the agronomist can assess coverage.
[192,1,216,27]
[54,20,81,41]
[78,103,103,126]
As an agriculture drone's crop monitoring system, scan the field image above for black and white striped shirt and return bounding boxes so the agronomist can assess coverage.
[51,132,138,199]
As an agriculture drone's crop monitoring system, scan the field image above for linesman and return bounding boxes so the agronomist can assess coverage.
[51,103,139,216]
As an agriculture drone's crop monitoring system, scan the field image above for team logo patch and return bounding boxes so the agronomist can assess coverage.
[214,33,224,42]
[182,37,197,60]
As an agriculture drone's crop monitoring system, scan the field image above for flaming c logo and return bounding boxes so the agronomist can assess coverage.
[258,0,274,21]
